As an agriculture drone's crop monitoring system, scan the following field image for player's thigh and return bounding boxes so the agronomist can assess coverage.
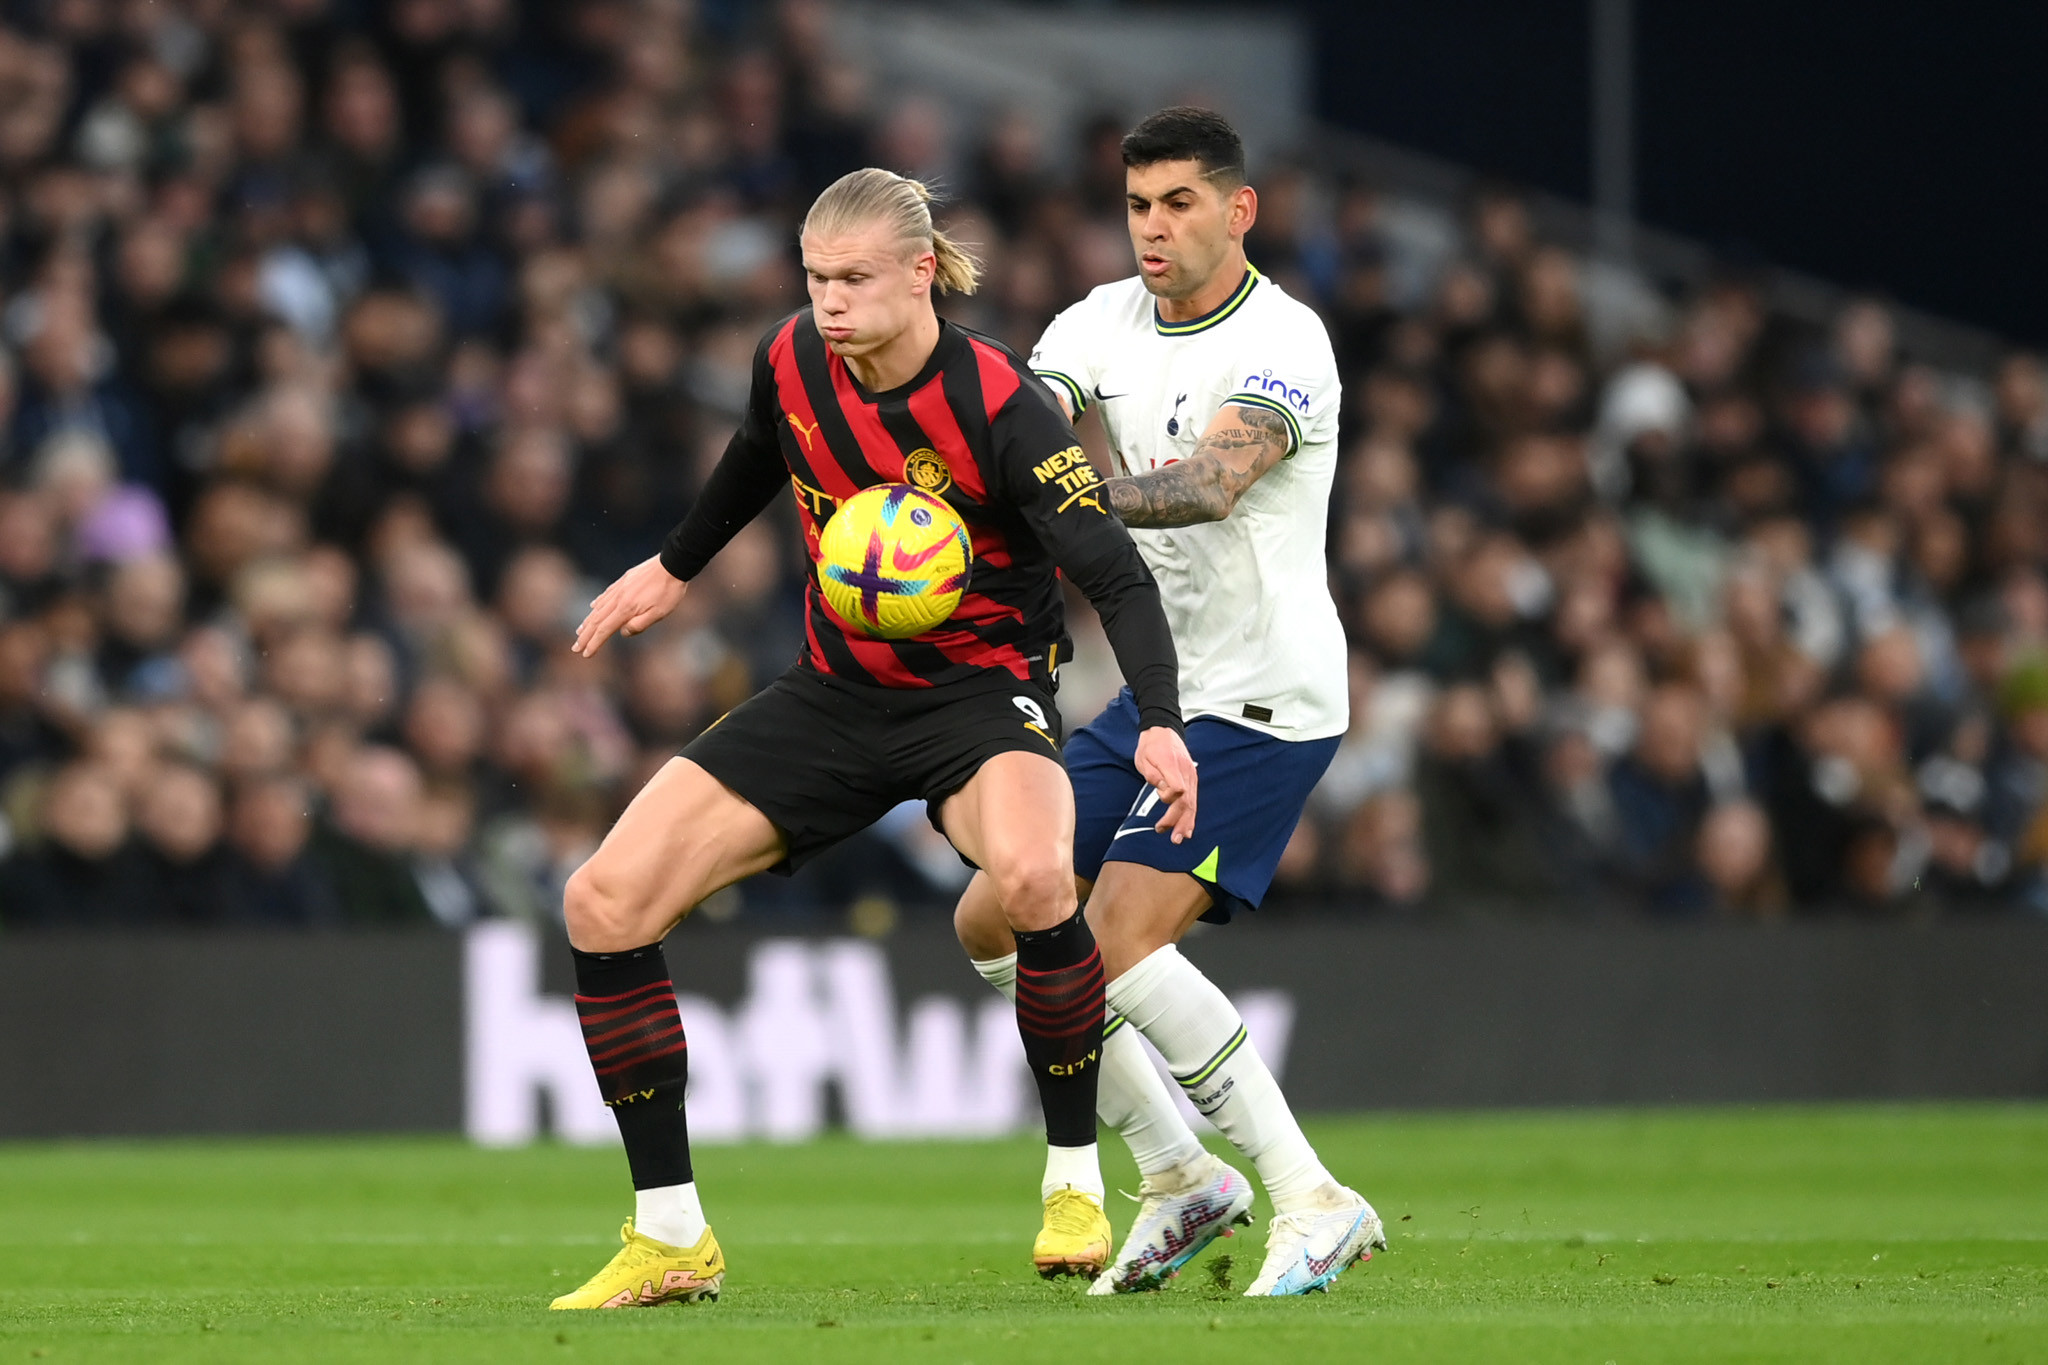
[1086,859,1214,982]
[565,757,785,951]
[1063,695,1149,883]
[940,748,1078,932]
[1093,721,1335,946]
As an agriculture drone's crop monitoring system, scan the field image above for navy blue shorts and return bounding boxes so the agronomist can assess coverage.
[1068,688,1339,924]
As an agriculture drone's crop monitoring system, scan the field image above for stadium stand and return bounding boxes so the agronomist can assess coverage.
[2,0,2046,930]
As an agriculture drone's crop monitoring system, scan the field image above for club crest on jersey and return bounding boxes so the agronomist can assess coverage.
[1242,370,1312,412]
[1166,392,1188,435]
[903,448,952,496]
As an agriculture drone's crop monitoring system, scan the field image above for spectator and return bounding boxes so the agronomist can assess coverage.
[136,762,234,924]
[1608,684,1713,912]
[0,761,153,927]
[0,3,2041,928]
[1414,683,1554,909]
[383,165,511,340]
[1915,758,2012,912]
[0,621,63,781]
[314,745,434,925]
[1695,800,1788,917]
[413,780,492,928]
[222,774,339,927]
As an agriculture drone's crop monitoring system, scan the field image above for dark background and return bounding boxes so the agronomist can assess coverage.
[1300,0,2047,345]
[7,923,2045,1137]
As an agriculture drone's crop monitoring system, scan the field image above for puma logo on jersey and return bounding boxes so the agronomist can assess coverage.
[787,413,821,451]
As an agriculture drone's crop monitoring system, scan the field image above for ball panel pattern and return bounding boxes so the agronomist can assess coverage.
[817,484,972,639]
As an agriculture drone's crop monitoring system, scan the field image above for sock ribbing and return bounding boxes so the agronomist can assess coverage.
[572,943,693,1191]
[1012,909,1105,1150]
[976,953,1202,1178]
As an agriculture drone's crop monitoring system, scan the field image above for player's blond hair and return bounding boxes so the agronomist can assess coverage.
[801,168,982,296]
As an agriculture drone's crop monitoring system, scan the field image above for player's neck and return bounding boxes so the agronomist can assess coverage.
[841,308,942,393]
[1153,247,1251,325]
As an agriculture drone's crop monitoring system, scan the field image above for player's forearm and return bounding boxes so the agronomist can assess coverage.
[658,428,788,581]
[1099,611,1184,735]
[1070,547,1184,734]
[1105,459,1234,527]
[1105,406,1290,528]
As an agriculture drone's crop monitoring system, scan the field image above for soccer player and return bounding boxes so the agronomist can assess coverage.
[954,108,1385,1296]
[550,168,1197,1308]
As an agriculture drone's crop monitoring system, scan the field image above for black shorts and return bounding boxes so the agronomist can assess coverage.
[681,665,1064,874]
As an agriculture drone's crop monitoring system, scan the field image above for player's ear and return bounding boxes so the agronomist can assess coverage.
[1231,184,1259,239]
[908,246,937,296]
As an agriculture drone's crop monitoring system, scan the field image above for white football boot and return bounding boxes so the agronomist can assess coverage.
[1087,1152,1255,1295]
[1243,1184,1385,1296]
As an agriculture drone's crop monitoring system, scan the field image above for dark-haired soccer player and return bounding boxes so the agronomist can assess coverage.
[550,168,1197,1308]
[955,108,1385,1296]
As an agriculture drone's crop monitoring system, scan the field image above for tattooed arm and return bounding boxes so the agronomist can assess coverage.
[1106,403,1293,528]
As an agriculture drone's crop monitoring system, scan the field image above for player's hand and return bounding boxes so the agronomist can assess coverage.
[572,555,689,658]
[1134,725,1198,844]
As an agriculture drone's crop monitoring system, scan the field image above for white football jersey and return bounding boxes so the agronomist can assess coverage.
[1030,266,1348,740]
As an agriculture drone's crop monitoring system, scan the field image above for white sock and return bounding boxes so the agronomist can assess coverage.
[1105,944,1334,1214]
[973,955,1203,1179]
[1042,1141,1104,1203]
[1100,1016,1206,1177]
[634,1182,706,1247]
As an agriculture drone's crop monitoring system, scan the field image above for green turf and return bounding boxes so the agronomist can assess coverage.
[3,1107,2047,1363]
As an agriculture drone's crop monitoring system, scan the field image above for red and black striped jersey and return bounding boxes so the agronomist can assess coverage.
[661,309,1182,729]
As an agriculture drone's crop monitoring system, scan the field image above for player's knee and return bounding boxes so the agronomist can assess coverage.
[991,854,1076,930]
[562,861,646,951]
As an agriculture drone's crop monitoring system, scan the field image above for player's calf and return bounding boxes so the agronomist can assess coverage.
[1013,905,1108,1167]
[1012,908,1112,1276]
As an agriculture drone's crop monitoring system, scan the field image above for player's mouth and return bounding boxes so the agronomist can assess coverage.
[1139,253,1174,276]
[820,324,856,341]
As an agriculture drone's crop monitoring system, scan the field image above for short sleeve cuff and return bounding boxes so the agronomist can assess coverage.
[1221,390,1304,457]
[1035,369,1089,417]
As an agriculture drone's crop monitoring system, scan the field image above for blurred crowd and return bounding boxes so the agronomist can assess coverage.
[2,0,2047,933]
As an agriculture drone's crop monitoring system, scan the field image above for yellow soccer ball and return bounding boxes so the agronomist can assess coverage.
[817,484,972,638]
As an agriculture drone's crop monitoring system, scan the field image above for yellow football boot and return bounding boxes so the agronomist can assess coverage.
[1033,1186,1112,1280]
[549,1220,726,1309]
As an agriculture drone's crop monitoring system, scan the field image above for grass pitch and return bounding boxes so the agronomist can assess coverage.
[3,1107,2046,1363]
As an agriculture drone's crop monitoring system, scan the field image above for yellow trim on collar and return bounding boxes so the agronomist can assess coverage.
[1153,265,1260,337]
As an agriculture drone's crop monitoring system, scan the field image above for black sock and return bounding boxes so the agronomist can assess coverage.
[571,943,693,1189]
[1013,908,1105,1149]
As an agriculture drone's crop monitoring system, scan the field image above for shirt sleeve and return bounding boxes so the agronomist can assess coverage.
[992,378,1183,734]
[1027,296,1100,420]
[1214,313,1341,458]
[659,330,787,582]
